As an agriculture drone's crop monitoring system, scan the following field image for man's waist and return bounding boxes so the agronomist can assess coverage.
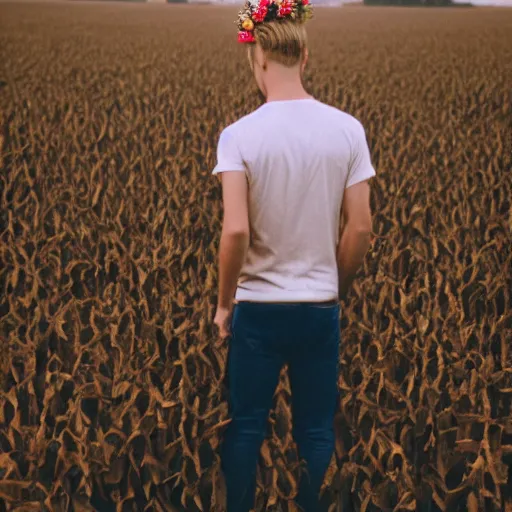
[237,298,338,304]
[235,286,338,303]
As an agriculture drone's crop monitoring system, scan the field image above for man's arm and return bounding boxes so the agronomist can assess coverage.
[217,171,250,309]
[337,179,373,300]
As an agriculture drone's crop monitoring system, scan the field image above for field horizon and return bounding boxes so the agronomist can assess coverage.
[2,0,512,6]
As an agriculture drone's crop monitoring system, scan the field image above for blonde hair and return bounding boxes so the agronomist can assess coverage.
[251,20,308,67]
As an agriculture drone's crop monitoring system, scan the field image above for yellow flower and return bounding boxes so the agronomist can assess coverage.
[242,18,254,30]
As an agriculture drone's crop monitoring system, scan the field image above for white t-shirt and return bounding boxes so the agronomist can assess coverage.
[212,98,376,303]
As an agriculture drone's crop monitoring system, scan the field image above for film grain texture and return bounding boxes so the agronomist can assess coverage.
[0,2,511,511]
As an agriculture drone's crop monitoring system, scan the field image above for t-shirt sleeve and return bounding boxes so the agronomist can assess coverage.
[212,127,246,175]
[346,121,376,188]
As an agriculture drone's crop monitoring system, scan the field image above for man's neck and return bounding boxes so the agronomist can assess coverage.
[263,74,311,103]
[265,89,313,103]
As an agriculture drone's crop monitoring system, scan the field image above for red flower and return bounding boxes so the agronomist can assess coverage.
[302,0,309,4]
[238,30,256,43]
[252,6,268,22]
[278,1,294,16]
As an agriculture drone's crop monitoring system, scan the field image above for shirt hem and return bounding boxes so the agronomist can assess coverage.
[234,288,338,302]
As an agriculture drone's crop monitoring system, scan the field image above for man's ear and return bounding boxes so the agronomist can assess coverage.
[262,53,268,71]
[255,45,267,71]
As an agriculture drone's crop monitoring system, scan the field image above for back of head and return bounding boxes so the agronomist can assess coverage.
[254,20,308,67]
[237,0,313,67]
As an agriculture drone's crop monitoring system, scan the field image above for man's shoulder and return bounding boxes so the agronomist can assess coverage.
[317,101,363,127]
[222,106,267,135]
[221,101,364,138]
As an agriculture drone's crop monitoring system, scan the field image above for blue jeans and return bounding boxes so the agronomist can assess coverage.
[220,301,341,512]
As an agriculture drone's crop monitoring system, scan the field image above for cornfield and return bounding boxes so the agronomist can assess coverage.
[0,2,511,511]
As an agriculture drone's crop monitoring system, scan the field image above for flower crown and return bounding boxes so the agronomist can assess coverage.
[236,0,313,44]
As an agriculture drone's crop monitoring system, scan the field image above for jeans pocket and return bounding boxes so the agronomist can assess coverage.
[230,303,269,353]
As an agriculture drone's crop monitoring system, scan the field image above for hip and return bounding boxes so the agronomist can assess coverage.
[230,299,340,347]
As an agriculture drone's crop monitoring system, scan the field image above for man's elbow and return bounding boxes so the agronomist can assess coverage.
[222,226,250,239]
[346,221,372,237]
[355,226,372,237]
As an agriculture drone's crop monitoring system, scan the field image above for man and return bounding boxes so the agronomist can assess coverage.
[212,1,375,510]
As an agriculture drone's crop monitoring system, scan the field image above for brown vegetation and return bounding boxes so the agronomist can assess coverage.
[0,3,511,511]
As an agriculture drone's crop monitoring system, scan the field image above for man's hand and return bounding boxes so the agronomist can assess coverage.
[214,306,233,340]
